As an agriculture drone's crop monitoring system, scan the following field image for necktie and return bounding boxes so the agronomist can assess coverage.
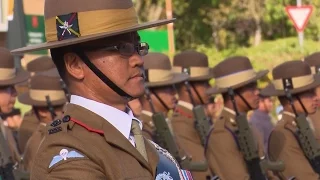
[131,120,148,162]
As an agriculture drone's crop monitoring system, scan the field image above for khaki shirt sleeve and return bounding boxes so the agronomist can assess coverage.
[276,131,319,180]
[41,159,106,180]
[206,130,250,180]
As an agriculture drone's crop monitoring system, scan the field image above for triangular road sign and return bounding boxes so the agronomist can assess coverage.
[286,6,313,32]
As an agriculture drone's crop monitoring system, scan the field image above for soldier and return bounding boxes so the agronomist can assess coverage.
[11,0,193,179]
[19,69,67,171]
[170,50,213,179]
[205,56,278,179]
[18,56,57,153]
[261,60,320,179]
[139,52,188,140]
[304,52,320,139]
[0,47,29,163]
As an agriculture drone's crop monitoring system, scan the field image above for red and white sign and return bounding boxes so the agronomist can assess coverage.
[285,6,313,32]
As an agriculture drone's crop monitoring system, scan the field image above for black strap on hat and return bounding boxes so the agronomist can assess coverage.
[150,89,170,112]
[73,49,133,101]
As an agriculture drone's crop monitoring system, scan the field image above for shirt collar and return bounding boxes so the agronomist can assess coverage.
[282,111,295,118]
[141,110,153,117]
[224,107,236,115]
[177,100,193,110]
[70,95,143,139]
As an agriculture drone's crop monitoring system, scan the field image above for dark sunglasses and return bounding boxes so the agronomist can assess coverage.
[99,42,149,57]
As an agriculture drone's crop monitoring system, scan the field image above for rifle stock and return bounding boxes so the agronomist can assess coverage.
[152,112,208,171]
[193,105,212,146]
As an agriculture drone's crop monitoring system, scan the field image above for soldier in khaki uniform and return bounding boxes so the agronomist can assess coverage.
[18,56,57,153]
[19,70,67,171]
[304,52,320,140]
[261,60,320,179]
[139,52,188,140]
[11,0,194,179]
[0,47,29,164]
[170,50,214,180]
[205,56,279,179]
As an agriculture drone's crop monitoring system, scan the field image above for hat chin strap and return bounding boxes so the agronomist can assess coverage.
[296,96,309,115]
[74,49,133,101]
[235,91,254,111]
[150,89,170,111]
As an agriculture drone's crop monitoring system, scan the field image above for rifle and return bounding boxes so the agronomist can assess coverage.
[228,88,284,179]
[60,79,70,101]
[0,109,21,120]
[145,87,208,171]
[184,81,212,146]
[285,89,320,174]
[0,123,29,180]
[46,96,57,120]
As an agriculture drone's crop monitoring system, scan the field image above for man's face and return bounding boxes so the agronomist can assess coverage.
[294,89,318,114]
[152,85,177,110]
[0,86,17,113]
[191,81,210,105]
[78,32,145,99]
[259,97,273,113]
[236,82,260,111]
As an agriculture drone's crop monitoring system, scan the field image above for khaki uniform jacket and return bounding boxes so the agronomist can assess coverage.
[171,101,212,180]
[23,123,46,171]
[0,120,21,164]
[31,103,165,180]
[140,111,155,141]
[308,110,320,140]
[205,108,277,180]
[268,112,319,180]
[18,111,39,153]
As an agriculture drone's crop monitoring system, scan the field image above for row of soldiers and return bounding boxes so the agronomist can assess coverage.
[2,42,320,179]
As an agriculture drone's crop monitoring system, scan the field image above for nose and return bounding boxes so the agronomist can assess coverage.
[129,53,144,68]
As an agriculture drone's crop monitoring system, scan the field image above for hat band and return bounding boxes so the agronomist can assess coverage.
[215,69,257,88]
[311,66,320,74]
[29,89,66,102]
[0,68,16,80]
[272,74,314,90]
[172,66,209,78]
[146,69,174,83]
[45,7,138,42]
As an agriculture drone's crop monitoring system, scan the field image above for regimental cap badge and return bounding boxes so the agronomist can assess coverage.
[156,171,173,180]
[282,78,293,89]
[182,67,190,75]
[56,13,81,41]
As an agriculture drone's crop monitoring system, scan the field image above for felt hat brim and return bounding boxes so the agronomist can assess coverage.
[147,73,189,88]
[0,69,30,86]
[18,92,67,107]
[11,19,175,55]
[207,70,268,95]
[260,74,320,96]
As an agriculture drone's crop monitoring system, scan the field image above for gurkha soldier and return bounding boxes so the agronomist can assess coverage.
[19,69,67,171]
[206,56,281,180]
[170,50,213,180]
[304,52,320,140]
[11,0,194,179]
[139,52,188,140]
[262,60,320,179]
[18,56,56,153]
[0,47,29,164]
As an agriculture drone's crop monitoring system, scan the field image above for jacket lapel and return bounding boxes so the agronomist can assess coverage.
[64,104,153,173]
[145,139,160,177]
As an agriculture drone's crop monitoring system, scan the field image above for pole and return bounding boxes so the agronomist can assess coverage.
[297,0,303,49]
[165,0,175,60]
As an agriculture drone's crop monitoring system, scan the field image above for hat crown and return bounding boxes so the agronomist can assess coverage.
[143,53,172,70]
[214,56,253,78]
[26,56,55,72]
[173,50,208,68]
[0,48,14,68]
[30,74,63,91]
[272,60,311,80]
[45,0,133,19]
[304,52,320,67]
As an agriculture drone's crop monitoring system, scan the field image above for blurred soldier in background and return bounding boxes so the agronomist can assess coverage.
[17,56,57,153]
[20,69,67,171]
[0,47,29,163]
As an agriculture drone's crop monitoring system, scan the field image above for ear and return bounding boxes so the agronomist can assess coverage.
[64,52,85,80]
